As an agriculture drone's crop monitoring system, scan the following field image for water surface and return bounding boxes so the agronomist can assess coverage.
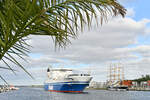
[0,87,150,100]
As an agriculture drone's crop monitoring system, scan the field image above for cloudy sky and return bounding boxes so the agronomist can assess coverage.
[1,0,150,85]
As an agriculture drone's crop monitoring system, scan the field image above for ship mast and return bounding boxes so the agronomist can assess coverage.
[108,62,125,85]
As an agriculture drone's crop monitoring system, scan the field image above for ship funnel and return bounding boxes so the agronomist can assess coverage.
[47,67,51,78]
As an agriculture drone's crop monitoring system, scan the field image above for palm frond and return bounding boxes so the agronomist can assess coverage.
[0,66,17,71]
[0,75,9,85]
[0,0,126,80]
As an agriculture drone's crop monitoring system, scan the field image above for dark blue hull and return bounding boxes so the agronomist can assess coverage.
[44,82,89,93]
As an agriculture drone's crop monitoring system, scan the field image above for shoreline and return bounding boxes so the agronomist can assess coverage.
[86,87,150,91]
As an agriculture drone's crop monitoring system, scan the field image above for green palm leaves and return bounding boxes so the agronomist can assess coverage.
[0,0,126,79]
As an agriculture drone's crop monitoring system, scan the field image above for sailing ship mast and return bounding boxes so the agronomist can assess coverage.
[108,62,125,85]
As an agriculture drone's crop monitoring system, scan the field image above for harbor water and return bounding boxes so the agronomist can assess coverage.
[0,87,150,100]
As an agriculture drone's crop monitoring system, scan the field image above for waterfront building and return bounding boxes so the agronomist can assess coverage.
[89,81,107,89]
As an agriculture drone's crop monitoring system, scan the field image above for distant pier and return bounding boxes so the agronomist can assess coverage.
[0,85,19,93]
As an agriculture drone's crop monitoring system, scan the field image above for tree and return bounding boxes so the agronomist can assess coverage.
[133,75,150,84]
[0,0,126,79]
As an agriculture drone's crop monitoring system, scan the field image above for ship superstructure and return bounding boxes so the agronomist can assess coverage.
[44,68,92,93]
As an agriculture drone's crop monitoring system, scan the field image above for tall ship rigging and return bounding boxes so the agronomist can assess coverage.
[107,63,128,91]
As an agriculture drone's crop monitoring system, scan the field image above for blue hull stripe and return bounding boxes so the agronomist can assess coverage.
[44,81,89,92]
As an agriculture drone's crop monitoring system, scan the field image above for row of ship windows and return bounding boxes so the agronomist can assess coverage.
[68,74,90,76]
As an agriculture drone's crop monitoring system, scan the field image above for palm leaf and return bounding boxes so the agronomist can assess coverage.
[0,66,16,71]
[0,0,126,80]
[0,75,9,85]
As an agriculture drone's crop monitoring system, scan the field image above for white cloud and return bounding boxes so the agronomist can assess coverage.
[126,8,135,17]
[1,8,150,84]
[12,16,149,83]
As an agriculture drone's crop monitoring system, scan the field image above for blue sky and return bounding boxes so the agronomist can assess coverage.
[120,0,150,47]
[1,0,150,85]
[124,0,150,21]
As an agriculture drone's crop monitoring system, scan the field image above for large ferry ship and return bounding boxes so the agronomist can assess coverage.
[44,68,92,93]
